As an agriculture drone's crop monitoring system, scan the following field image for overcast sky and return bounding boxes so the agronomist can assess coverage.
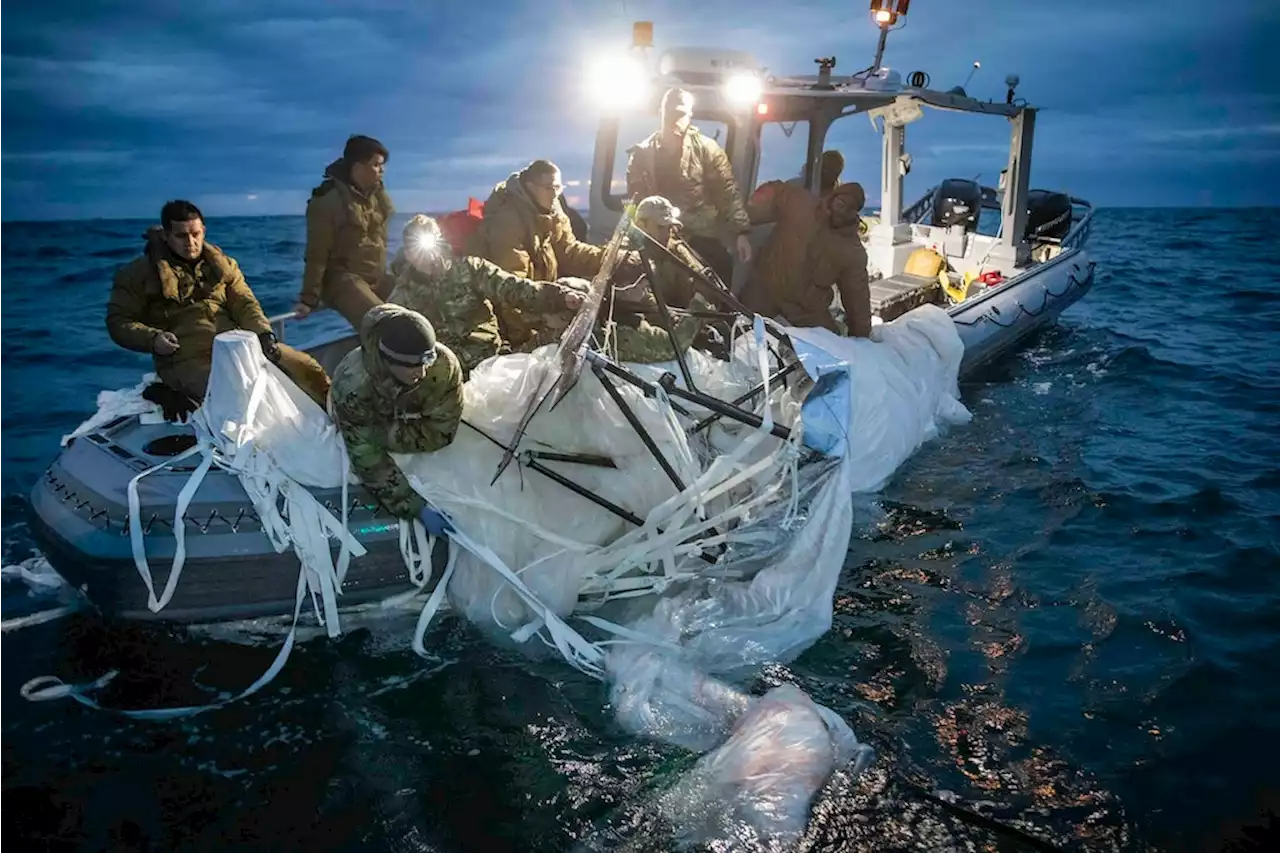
[2,0,1276,221]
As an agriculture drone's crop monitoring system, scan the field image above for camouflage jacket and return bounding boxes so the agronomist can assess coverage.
[106,231,273,385]
[625,127,751,239]
[607,311,703,364]
[594,258,709,364]
[638,231,707,308]
[387,253,573,376]
[329,304,464,519]
[300,159,395,307]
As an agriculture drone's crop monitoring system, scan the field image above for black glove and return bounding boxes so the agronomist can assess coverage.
[258,331,282,364]
[142,382,200,424]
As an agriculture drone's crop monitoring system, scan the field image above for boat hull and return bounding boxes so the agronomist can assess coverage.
[29,417,420,624]
[951,249,1094,376]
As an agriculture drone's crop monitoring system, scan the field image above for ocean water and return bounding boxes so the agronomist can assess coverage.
[3,209,1279,852]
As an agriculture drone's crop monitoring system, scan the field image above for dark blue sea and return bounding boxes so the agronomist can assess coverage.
[3,209,1279,852]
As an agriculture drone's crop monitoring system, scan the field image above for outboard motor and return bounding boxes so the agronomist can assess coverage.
[1024,190,1072,241]
[930,179,983,232]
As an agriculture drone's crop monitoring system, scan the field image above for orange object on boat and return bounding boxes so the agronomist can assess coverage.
[438,197,484,254]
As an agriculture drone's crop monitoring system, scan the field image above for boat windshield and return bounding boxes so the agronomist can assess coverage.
[754,120,811,187]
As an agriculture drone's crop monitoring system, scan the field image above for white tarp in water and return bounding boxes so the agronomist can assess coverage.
[388,304,968,846]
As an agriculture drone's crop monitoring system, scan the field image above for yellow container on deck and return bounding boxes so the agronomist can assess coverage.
[904,247,946,278]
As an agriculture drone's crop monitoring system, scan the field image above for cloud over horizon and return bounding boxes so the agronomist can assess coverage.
[2,0,1277,220]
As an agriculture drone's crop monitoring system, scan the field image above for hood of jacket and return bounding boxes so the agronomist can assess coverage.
[141,227,235,301]
[818,182,866,238]
[484,171,561,222]
[317,157,392,205]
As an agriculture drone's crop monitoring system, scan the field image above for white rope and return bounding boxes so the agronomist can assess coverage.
[20,564,312,720]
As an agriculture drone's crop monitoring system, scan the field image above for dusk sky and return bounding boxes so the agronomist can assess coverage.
[2,0,1276,222]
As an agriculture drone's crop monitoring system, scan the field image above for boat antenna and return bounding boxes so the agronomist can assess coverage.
[948,60,980,96]
[868,1,910,73]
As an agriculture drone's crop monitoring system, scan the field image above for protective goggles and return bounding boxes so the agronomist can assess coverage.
[378,342,438,367]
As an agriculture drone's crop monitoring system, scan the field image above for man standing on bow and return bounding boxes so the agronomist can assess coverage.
[293,135,396,330]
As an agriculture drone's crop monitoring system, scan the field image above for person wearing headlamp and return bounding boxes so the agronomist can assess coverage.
[388,215,585,377]
[329,304,463,536]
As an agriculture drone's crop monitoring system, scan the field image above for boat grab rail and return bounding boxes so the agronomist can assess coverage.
[267,311,301,343]
[1058,197,1094,251]
[903,188,1094,251]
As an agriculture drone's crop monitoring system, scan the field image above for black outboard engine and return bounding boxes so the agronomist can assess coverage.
[1024,190,1072,241]
[930,179,982,231]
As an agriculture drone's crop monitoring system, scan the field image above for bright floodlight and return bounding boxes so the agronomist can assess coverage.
[723,72,763,108]
[585,53,650,111]
[874,9,892,23]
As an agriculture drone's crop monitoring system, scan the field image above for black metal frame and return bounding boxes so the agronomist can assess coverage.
[479,214,819,554]
[463,419,718,564]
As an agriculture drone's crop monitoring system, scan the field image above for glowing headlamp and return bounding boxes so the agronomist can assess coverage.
[412,230,439,254]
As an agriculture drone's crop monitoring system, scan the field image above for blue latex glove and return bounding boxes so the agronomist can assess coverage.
[418,505,455,537]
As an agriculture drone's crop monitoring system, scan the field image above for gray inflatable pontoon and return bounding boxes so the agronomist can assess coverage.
[28,311,422,624]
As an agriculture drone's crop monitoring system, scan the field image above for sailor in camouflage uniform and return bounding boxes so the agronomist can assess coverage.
[593,195,710,364]
[387,215,585,376]
[328,303,462,527]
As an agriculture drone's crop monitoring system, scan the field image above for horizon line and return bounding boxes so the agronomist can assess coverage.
[4,203,1279,226]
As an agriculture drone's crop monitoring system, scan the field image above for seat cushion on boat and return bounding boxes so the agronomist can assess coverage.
[869,273,942,321]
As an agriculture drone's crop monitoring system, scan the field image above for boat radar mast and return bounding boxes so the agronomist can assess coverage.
[868,0,910,73]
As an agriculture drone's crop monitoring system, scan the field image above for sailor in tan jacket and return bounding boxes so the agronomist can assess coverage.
[107,200,331,409]
[293,135,396,330]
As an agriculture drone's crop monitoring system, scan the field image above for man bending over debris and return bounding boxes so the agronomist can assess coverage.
[329,304,462,536]
[106,199,331,421]
[388,215,584,377]
[595,195,710,363]
[741,180,872,336]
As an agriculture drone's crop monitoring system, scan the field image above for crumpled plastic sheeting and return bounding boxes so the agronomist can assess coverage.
[785,304,972,494]
[200,331,353,489]
[656,685,875,850]
[394,346,763,636]
[594,306,967,846]
[392,304,969,846]
[60,372,165,446]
